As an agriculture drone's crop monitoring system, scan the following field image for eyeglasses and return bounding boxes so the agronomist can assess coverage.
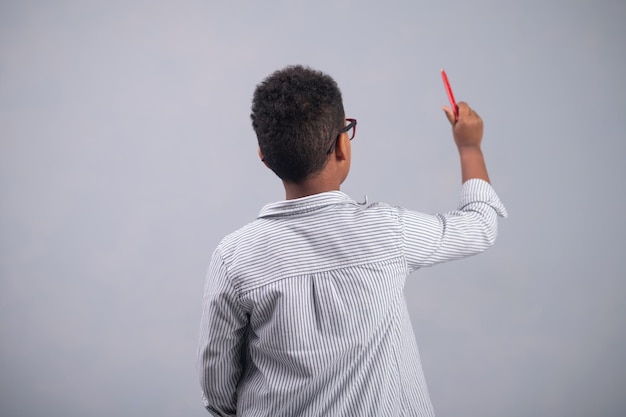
[327,118,357,154]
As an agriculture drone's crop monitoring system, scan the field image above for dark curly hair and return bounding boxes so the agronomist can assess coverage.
[251,65,345,183]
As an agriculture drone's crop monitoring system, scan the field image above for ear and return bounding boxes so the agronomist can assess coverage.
[333,133,350,161]
[258,147,270,168]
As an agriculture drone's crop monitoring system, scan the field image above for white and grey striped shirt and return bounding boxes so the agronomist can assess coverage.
[198,179,507,417]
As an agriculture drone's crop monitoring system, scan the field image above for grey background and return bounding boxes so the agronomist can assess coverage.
[1,1,625,416]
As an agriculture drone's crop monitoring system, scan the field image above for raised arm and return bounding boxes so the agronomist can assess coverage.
[400,102,507,271]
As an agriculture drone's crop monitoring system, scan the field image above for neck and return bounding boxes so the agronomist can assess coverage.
[283,172,341,200]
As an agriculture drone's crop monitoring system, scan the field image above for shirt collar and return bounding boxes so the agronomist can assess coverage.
[258,191,353,218]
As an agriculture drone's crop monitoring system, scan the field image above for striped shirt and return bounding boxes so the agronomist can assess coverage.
[198,178,507,417]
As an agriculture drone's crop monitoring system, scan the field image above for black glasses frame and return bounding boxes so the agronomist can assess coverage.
[327,118,357,154]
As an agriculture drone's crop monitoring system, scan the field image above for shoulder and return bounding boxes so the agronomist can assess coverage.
[216,218,268,259]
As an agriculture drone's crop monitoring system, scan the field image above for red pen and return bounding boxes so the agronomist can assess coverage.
[441,69,458,121]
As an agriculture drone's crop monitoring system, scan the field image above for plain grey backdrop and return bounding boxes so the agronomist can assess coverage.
[1,1,625,416]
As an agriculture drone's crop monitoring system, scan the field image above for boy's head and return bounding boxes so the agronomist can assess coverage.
[251,65,346,184]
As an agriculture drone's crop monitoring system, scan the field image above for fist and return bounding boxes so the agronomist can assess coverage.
[443,102,483,149]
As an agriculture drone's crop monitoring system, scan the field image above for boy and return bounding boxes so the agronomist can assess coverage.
[197,65,507,416]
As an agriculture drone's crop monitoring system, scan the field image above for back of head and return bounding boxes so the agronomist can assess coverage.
[251,65,345,183]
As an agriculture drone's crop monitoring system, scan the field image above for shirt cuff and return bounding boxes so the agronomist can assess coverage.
[459,178,508,218]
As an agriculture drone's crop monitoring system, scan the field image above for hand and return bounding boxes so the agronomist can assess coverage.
[442,102,483,149]
[442,102,490,183]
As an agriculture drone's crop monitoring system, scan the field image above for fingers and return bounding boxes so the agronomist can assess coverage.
[456,101,470,118]
[456,102,482,123]
[443,102,482,128]
[443,102,470,125]
[441,106,456,125]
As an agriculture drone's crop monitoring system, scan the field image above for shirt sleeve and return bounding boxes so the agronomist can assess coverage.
[399,178,508,272]
[197,247,249,416]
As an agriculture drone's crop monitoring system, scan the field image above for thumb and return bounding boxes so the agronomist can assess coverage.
[442,106,456,125]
